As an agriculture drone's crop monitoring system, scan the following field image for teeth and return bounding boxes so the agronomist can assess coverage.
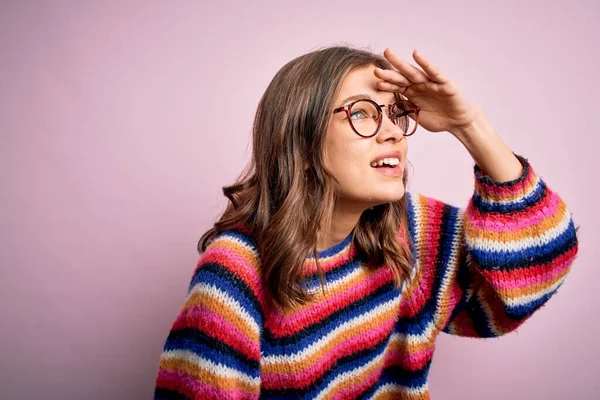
[371,157,400,167]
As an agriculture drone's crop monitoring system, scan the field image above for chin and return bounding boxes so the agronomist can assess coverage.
[369,190,406,207]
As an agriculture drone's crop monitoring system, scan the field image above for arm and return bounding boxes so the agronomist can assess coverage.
[442,109,579,336]
[409,153,578,338]
[444,153,578,337]
[154,229,263,399]
[376,48,579,336]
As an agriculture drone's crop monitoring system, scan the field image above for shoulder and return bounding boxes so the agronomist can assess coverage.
[193,225,263,311]
[204,225,260,259]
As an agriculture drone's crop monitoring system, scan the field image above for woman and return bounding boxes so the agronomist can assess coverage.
[154,46,579,399]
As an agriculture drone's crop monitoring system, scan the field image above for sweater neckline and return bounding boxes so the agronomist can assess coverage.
[312,229,354,259]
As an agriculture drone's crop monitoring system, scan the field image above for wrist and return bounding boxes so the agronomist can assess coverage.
[449,106,493,140]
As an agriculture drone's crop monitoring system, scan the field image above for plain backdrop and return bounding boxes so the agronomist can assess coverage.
[1,1,598,399]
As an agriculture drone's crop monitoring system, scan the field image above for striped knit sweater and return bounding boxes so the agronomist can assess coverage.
[154,154,579,399]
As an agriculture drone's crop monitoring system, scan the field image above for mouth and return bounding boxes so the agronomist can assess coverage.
[369,151,403,176]
[370,157,401,168]
[370,159,403,177]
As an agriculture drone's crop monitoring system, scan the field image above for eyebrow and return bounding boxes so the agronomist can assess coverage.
[338,93,398,107]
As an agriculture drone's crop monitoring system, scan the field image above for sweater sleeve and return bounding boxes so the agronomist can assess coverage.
[154,230,263,399]
[410,154,579,338]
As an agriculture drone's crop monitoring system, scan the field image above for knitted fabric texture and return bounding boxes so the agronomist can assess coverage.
[154,154,579,399]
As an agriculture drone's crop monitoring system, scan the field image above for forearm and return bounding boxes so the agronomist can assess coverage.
[450,107,523,183]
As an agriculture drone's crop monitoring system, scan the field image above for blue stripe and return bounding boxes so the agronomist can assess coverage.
[405,192,418,256]
[377,363,431,390]
[303,259,361,291]
[505,283,563,320]
[468,219,576,270]
[163,330,260,378]
[472,177,546,214]
[262,285,401,356]
[300,337,390,399]
[215,229,257,247]
[189,267,262,326]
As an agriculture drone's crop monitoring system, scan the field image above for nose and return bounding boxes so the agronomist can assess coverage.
[375,111,405,143]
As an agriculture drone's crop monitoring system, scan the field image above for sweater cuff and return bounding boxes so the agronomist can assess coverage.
[473,153,537,204]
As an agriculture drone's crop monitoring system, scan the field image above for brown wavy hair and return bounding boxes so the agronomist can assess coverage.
[199,45,414,313]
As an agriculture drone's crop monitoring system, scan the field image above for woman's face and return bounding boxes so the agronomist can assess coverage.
[324,65,409,211]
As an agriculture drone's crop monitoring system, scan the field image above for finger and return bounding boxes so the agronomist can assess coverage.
[383,48,428,83]
[412,50,450,84]
[374,67,411,86]
[413,81,444,93]
[376,80,406,93]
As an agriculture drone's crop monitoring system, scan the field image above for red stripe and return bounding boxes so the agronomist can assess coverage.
[173,305,260,362]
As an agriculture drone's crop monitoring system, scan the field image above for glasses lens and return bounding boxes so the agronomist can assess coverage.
[391,101,418,136]
[349,100,381,137]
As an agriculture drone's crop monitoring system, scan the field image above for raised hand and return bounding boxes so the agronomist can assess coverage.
[374,48,478,134]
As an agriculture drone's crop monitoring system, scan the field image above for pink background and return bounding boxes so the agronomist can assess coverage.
[1,1,598,398]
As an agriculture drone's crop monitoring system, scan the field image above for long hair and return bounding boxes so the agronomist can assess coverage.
[199,45,414,312]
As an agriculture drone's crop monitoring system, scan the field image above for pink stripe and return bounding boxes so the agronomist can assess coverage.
[492,256,572,291]
[385,347,435,371]
[263,316,395,389]
[157,369,259,400]
[267,267,394,336]
[475,163,536,199]
[336,366,382,399]
[468,191,561,232]
[203,247,262,293]
[304,247,357,275]
[174,305,259,359]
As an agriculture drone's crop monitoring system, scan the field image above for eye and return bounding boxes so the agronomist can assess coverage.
[350,109,370,120]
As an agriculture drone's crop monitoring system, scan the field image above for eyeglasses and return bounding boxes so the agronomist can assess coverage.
[333,98,420,138]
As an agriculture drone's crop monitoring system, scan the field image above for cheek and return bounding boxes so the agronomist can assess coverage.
[324,127,370,182]
[330,147,367,185]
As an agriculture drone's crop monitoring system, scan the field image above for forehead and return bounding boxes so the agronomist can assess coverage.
[335,65,397,105]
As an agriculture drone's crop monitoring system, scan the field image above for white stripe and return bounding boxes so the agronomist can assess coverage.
[506,275,565,308]
[262,295,401,365]
[475,174,541,206]
[188,282,260,335]
[474,288,502,336]
[407,193,422,263]
[161,349,260,386]
[433,210,468,332]
[389,320,438,346]
[314,343,387,400]
[368,382,429,399]
[466,206,572,253]
[215,234,259,258]
[305,265,363,294]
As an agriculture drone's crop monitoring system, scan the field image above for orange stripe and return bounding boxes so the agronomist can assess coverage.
[215,238,261,273]
[400,194,429,302]
[324,355,383,399]
[498,266,569,299]
[387,335,434,355]
[261,305,397,374]
[372,385,430,400]
[465,199,567,242]
[186,291,259,342]
[287,266,391,315]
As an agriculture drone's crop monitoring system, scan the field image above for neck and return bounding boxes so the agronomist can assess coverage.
[316,200,366,251]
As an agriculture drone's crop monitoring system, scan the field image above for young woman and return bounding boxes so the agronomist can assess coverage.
[154,46,579,399]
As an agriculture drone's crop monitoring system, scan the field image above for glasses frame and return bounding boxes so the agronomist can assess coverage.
[333,95,420,138]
